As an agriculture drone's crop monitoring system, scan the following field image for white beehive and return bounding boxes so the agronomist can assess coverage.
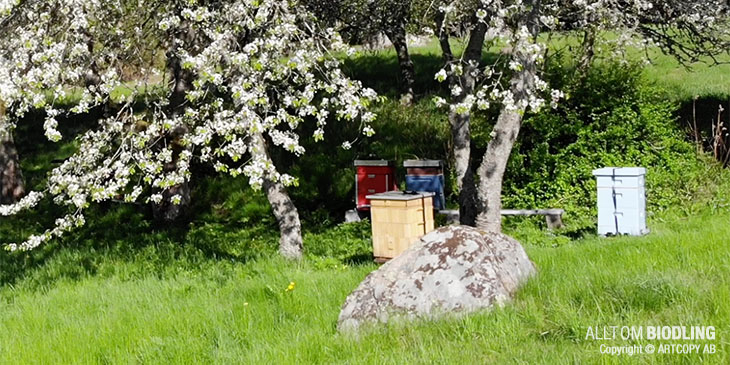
[592,167,648,236]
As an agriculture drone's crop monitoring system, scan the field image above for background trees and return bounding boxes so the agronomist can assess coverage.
[427,0,730,231]
[0,0,376,258]
[305,0,418,104]
[2,0,730,254]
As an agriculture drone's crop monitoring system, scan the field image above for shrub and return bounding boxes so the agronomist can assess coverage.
[498,60,730,237]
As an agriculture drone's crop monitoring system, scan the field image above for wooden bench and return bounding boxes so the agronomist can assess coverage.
[438,209,565,229]
[500,209,565,229]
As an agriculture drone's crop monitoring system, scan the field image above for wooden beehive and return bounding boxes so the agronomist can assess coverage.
[354,160,397,211]
[366,191,435,262]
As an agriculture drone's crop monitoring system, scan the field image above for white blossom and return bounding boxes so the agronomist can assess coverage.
[0,0,378,250]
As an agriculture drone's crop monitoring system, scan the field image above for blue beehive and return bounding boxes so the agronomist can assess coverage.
[404,160,446,210]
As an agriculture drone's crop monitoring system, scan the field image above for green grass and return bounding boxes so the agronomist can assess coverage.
[2,30,730,364]
[642,58,730,102]
[1,211,727,363]
[367,34,730,102]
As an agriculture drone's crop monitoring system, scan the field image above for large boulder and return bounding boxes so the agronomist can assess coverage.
[338,225,536,331]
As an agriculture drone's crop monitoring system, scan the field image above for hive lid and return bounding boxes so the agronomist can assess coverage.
[366,191,435,201]
[354,160,394,167]
[403,159,443,168]
[592,167,646,176]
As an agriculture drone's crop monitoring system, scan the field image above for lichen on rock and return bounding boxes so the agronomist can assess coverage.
[337,225,536,332]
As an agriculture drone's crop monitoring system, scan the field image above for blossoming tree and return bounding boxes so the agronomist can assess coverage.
[431,0,730,230]
[0,0,377,259]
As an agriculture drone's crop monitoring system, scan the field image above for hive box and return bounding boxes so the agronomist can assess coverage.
[366,191,435,262]
[592,167,648,236]
[404,159,446,210]
[354,160,398,211]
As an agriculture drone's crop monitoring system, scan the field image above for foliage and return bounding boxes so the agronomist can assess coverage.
[0,0,377,251]
[499,60,730,235]
[303,0,411,41]
[304,220,372,265]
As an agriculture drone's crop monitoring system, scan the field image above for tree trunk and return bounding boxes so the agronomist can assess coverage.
[0,101,24,205]
[435,9,454,64]
[449,109,479,226]
[385,23,416,105]
[475,2,542,232]
[0,130,25,205]
[474,108,524,232]
[438,21,487,226]
[252,133,303,260]
[152,47,193,223]
[576,26,597,82]
[263,178,303,260]
[151,124,191,223]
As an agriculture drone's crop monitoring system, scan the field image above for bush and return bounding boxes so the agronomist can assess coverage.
[498,60,730,237]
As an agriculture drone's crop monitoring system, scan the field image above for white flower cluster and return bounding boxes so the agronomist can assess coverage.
[0,0,377,251]
[0,191,44,216]
[432,0,726,117]
[434,0,552,116]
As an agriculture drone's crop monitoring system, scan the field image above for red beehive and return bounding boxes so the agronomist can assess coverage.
[354,160,397,211]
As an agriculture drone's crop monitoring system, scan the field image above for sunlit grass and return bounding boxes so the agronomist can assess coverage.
[0,211,728,363]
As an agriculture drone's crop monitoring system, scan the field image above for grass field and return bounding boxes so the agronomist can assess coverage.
[2,32,730,364]
[1,210,727,364]
[356,35,730,102]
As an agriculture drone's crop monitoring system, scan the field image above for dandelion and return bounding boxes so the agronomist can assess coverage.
[285,281,296,292]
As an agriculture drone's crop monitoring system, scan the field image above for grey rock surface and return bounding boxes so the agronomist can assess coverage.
[338,225,536,331]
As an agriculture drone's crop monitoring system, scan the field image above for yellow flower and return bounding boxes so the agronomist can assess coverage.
[285,281,296,292]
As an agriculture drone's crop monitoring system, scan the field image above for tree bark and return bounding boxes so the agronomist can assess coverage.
[252,133,303,260]
[151,124,191,223]
[576,26,597,82]
[435,9,454,64]
[474,107,524,232]
[385,23,416,105]
[263,178,303,260]
[0,111,25,205]
[475,2,542,232]
[437,20,487,226]
[0,136,24,205]
[449,109,479,226]
[151,46,193,223]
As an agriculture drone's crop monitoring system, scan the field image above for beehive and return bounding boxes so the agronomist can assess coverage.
[592,167,648,236]
[366,191,435,262]
[354,160,397,211]
[404,159,446,210]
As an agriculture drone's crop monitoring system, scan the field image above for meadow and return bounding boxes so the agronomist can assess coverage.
[1,211,728,363]
[1,35,730,364]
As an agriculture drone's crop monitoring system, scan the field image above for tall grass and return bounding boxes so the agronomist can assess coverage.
[1,211,727,363]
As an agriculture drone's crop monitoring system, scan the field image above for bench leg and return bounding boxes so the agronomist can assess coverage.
[545,214,564,229]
